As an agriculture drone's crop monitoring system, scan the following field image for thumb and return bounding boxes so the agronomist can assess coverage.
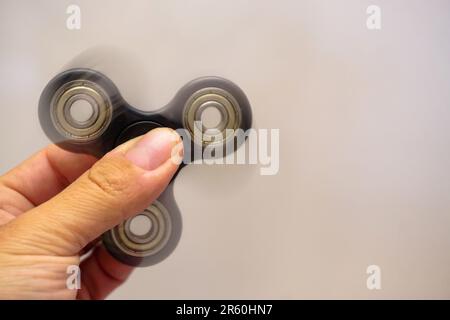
[0,128,183,256]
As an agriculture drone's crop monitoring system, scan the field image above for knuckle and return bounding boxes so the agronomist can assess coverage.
[86,156,138,199]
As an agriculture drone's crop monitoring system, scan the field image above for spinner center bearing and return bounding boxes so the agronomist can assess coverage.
[50,80,112,143]
[39,68,252,267]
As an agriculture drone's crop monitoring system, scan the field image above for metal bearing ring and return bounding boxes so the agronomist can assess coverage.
[183,87,242,146]
[50,80,112,143]
[109,201,172,257]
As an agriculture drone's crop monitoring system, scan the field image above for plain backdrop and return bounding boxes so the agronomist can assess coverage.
[0,0,450,298]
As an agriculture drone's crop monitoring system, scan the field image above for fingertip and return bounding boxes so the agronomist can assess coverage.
[124,128,181,171]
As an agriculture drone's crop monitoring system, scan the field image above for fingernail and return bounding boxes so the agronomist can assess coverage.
[170,140,185,165]
[125,128,180,170]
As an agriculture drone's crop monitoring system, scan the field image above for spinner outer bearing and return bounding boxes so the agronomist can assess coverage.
[183,87,242,147]
[102,184,182,267]
[111,201,171,257]
[50,80,112,143]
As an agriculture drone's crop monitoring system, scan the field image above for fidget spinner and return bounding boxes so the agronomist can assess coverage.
[38,68,252,267]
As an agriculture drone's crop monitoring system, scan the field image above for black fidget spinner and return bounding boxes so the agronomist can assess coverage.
[38,68,252,267]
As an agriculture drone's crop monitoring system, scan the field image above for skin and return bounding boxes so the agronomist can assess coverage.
[0,128,183,299]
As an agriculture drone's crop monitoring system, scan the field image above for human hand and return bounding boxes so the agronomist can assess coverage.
[0,128,183,299]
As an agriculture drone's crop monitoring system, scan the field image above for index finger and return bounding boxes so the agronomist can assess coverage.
[0,144,97,213]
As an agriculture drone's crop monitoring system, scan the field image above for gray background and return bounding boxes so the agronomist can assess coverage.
[0,0,449,298]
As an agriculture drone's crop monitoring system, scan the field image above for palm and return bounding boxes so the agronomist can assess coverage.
[0,145,133,299]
